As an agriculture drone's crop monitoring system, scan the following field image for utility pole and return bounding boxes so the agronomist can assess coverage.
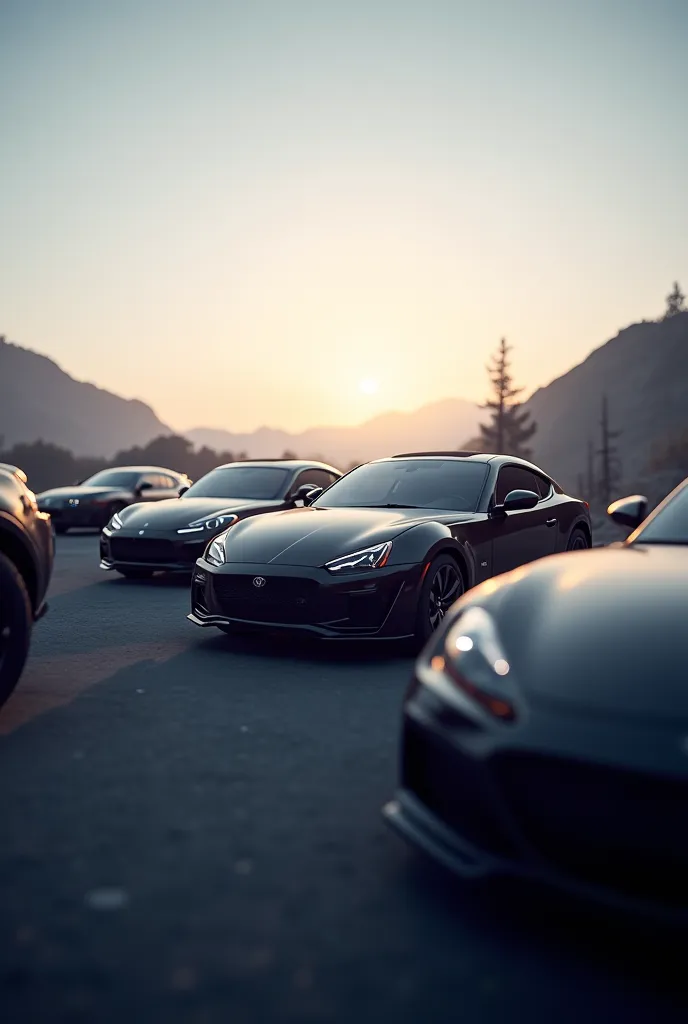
[598,394,621,506]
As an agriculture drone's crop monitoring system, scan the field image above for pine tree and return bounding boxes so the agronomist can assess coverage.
[478,338,537,457]
[663,281,686,319]
[597,394,622,505]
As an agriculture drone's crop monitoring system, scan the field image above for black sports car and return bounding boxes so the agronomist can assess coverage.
[0,464,54,706]
[37,466,191,533]
[383,476,688,923]
[188,452,591,641]
[100,460,342,578]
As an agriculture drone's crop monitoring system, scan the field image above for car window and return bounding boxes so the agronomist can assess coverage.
[533,473,552,498]
[494,466,543,505]
[632,484,688,545]
[159,474,178,489]
[313,459,489,512]
[293,469,338,493]
[183,466,290,499]
[82,470,140,488]
[139,473,161,488]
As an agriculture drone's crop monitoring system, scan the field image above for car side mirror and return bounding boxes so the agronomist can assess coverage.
[136,481,153,496]
[607,494,648,530]
[292,484,322,507]
[178,485,189,497]
[492,489,540,515]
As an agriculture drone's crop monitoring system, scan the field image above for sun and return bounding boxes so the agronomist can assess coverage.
[359,377,379,395]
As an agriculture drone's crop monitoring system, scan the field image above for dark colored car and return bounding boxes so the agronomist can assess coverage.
[383,476,688,924]
[37,466,192,534]
[0,464,54,706]
[100,460,342,578]
[188,452,591,641]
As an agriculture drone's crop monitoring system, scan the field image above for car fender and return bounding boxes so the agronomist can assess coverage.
[388,521,478,587]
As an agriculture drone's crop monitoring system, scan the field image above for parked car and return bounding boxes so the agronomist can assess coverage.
[36,466,192,533]
[383,476,688,924]
[100,460,342,579]
[188,451,591,642]
[0,464,54,706]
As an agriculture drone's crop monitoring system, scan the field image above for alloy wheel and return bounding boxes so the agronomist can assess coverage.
[428,563,463,630]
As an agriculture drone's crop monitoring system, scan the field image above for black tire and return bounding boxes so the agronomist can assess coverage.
[0,551,33,708]
[116,568,155,580]
[415,553,466,644]
[54,524,69,535]
[566,528,590,552]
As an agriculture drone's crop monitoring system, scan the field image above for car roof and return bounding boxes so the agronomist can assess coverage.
[210,459,341,473]
[105,465,188,476]
[389,451,549,473]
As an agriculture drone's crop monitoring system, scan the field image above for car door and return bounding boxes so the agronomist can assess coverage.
[490,465,558,575]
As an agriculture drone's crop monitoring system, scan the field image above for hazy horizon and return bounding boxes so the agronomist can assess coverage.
[2,0,686,433]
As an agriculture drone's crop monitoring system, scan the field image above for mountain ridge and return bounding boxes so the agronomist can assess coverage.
[0,336,172,457]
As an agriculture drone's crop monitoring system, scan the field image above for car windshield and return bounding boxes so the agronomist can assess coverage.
[632,483,688,545]
[82,470,141,488]
[313,459,489,511]
[184,465,290,500]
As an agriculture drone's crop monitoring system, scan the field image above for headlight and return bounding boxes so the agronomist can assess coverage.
[206,535,226,567]
[177,514,238,535]
[68,497,80,506]
[325,541,392,574]
[440,606,516,721]
[103,511,124,536]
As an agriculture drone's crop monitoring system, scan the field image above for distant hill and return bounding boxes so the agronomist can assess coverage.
[0,337,172,457]
[524,313,688,492]
[187,397,482,466]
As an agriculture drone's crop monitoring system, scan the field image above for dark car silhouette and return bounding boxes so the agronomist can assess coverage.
[384,476,688,924]
[99,460,342,579]
[36,465,192,534]
[189,452,591,642]
[0,464,54,706]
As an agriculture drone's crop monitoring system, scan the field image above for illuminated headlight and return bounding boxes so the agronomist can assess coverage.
[103,511,124,536]
[325,541,392,574]
[439,606,516,721]
[206,535,227,567]
[177,514,238,535]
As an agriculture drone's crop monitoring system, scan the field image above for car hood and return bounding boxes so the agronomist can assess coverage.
[38,486,124,502]
[221,505,474,566]
[466,544,688,721]
[119,496,282,529]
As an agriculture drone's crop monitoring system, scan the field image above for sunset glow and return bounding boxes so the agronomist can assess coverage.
[0,2,686,434]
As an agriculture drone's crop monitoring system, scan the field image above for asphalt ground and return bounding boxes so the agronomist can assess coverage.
[1,533,686,1024]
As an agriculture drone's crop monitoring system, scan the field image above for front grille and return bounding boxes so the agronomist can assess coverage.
[402,722,515,858]
[496,752,688,907]
[212,575,319,625]
[111,537,178,564]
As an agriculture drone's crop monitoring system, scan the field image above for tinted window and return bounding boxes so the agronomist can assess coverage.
[314,459,489,511]
[83,470,140,488]
[633,485,688,545]
[494,467,543,505]
[293,469,339,493]
[184,466,290,500]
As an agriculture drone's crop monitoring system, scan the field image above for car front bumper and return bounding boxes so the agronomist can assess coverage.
[383,666,688,926]
[188,558,424,638]
[40,502,110,528]
[100,529,208,572]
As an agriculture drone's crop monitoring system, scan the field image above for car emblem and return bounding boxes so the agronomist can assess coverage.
[139,530,145,535]
[253,576,266,588]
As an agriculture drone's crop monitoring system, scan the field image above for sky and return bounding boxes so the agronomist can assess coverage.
[1,0,686,434]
